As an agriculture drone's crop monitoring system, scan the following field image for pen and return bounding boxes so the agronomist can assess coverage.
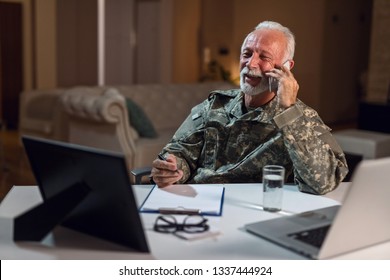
[158,207,201,215]
[158,154,179,173]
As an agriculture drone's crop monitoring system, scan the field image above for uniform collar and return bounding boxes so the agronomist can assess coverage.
[229,91,279,123]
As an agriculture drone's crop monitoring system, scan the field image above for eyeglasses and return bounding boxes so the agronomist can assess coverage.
[153,215,209,234]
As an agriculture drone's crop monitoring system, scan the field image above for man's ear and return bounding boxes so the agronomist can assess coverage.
[285,60,294,70]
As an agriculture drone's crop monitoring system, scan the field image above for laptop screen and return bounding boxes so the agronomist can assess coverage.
[22,136,149,252]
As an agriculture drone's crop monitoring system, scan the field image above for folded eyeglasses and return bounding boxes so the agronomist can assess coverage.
[153,215,209,234]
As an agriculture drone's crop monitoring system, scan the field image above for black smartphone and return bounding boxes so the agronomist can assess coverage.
[269,77,278,92]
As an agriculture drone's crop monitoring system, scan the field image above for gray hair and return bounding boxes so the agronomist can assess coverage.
[253,21,295,60]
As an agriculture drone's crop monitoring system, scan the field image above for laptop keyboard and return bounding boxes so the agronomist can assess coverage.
[288,225,331,248]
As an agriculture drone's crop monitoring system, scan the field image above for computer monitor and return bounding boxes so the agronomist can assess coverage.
[21,136,149,252]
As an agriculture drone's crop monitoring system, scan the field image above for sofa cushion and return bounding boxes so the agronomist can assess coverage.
[125,98,158,138]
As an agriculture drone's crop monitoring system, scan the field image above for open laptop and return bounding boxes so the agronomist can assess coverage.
[245,157,390,259]
[21,135,149,252]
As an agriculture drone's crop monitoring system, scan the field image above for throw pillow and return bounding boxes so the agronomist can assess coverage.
[125,98,158,138]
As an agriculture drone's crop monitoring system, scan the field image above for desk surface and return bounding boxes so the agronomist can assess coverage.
[1,183,389,260]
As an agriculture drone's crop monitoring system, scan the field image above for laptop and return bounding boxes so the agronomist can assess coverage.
[21,135,149,252]
[245,157,390,259]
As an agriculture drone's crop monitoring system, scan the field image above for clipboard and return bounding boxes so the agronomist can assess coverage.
[139,184,225,216]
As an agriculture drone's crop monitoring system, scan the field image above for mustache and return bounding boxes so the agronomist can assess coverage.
[240,67,263,78]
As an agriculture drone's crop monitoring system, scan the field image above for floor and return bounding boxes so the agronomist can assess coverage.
[0,129,36,201]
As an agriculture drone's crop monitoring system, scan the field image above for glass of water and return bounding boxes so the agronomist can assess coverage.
[262,165,285,212]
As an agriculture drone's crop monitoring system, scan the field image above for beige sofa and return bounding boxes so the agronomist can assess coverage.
[20,82,234,180]
[19,88,69,141]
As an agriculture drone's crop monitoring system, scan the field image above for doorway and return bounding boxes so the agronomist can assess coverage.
[0,2,23,129]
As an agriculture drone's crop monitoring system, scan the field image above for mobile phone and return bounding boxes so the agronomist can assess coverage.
[269,77,278,92]
[268,61,291,92]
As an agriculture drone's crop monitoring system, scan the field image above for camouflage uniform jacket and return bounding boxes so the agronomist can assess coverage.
[161,89,348,195]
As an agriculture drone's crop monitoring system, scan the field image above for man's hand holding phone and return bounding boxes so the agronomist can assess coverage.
[266,60,299,109]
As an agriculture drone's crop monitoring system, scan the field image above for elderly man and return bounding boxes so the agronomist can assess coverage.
[151,21,348,195]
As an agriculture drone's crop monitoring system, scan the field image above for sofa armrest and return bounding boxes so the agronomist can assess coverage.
[60,87,138,171]
[61,87,125,123]
[19,89,67,140]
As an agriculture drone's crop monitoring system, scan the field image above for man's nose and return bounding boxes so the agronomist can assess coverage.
[247,55,260,69]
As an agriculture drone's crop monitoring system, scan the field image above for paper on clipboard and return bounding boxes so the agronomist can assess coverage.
[139,184,225,216]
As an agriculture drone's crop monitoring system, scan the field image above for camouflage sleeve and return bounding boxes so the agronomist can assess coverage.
[273,103,349,195]
[160,99,211,183]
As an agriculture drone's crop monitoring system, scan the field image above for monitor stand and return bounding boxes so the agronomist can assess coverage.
[13,181,90,241]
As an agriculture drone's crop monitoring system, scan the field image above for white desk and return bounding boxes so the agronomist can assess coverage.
[1,183,389,260]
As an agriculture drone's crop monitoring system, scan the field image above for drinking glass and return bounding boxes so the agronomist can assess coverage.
[262,165,285,212]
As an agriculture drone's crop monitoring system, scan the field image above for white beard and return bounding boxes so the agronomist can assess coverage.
[240,67,269,96]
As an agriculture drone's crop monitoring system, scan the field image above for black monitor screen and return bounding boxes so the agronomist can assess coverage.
[21,136,149,253]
